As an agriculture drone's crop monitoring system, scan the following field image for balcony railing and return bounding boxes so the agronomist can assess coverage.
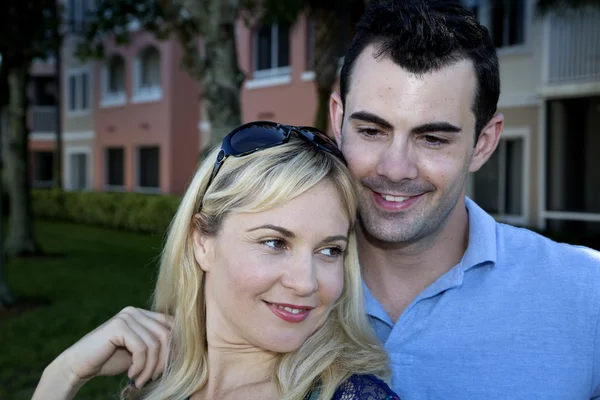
[30,106,57,133]
[547,7,600,84]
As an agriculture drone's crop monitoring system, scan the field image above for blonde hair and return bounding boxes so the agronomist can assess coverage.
[132,136,390,400]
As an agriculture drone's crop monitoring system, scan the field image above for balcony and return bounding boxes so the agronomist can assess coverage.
[29,106,57,133]
[546,7,600,85]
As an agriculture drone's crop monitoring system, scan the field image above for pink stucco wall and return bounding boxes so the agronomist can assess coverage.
[93,31,200,194]
[238,15,319,127]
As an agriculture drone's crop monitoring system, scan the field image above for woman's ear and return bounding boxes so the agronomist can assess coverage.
[192,214,215,272]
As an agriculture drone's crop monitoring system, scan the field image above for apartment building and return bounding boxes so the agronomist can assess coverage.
[461,0,600,234]
[22,0,599,233]
[28,0,95,191]
[27,60,59,189]
[94,30,200,194]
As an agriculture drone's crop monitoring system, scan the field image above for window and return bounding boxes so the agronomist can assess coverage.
[32,151,54,188]
[461,0,525,49]
[461,0,480,17]
[102,54,126,107]
[66,149,90,191]
[546,97,600,214]
[489,0,526,48]
[133,46,162,102]
[67,69,90,114]
[253,23,290,78]
[67,0,95,33]
[472,132,528,224]
[137,146,159,191]
[32,76,58,107]
[105,147,125,189]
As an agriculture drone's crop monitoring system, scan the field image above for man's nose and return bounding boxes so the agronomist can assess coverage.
[375,138,419,182]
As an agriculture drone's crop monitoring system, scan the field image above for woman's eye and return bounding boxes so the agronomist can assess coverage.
[319,246,344,257]
[263,239,286,250]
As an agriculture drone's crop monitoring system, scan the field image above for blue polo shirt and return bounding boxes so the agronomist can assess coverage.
[365,198,600,399]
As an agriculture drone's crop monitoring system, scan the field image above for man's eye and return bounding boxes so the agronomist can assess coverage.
[423,135,449,146]
[357,128,380,137]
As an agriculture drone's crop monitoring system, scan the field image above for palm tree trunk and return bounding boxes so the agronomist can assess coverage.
[0,102,14,308]
[5,66,42,257]
[166,0,244,149]
[312,7,341,131]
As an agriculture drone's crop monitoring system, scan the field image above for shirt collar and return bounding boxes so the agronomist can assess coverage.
[362,280,394,326]
[461,197,498,271]
[362,197,498,320]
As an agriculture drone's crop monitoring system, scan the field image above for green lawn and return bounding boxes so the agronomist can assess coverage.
[0,220,164,400]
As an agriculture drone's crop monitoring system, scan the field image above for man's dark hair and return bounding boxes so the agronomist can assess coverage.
[339,0,500,138]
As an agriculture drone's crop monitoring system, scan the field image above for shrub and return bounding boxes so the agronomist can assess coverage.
[31,189,182,235]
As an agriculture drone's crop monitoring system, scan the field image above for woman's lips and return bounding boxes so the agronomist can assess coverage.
[265,301,313,323]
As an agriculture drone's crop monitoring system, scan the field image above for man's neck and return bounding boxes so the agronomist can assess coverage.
[359,201,470,322]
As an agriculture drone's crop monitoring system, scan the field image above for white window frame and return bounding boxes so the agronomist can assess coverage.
[135,146,161,194]
[104,147,127,192]
[65,66,92,117]
[132,46,162,104]
[64,146,92,191]
[467,127,531,226]
[475,0,530,54]
[246,24,291,89]
[101,54,127,108]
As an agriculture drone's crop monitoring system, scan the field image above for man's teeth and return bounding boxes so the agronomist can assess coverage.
[381,194,409,202]
[276,305,303,314]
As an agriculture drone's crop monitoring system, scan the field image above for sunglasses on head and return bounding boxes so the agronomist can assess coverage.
[206,121,345,189]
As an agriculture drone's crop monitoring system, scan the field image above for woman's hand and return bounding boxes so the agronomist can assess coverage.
[33,307,174,400]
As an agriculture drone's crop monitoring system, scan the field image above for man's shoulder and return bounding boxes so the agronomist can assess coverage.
[494,222,600,279]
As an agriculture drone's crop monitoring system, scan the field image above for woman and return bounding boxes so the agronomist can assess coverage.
[33,122,399,400]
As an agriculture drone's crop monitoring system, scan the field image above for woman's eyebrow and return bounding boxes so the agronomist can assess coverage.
[247,224,295,238]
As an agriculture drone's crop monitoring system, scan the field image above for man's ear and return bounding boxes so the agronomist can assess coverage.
[469,113,504,173]
[329,91,344,148]
[192,214,215,272]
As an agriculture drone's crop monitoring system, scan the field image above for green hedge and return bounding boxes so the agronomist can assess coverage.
[31,189,182,235]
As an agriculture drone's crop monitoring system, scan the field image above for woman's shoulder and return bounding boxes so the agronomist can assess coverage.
[332,374,400,400]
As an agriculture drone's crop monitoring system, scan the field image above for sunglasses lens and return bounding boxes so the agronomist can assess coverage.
[298,128,344,159]
[229,123,288,154]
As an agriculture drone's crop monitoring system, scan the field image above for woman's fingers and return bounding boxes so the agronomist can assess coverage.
[138,308,175,329]
[110,307,173,388]
[133,309,172,380]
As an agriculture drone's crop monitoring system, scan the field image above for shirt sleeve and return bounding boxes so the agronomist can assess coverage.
[333,374,401,400]
[592,305,600,399]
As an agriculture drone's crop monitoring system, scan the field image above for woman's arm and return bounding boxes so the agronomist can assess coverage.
[33,355,88,400]
[32,307,173,400]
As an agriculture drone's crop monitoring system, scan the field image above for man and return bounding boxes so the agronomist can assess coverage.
[329,0,600,398]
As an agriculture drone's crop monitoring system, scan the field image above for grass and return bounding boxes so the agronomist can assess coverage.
[0,220,165,400]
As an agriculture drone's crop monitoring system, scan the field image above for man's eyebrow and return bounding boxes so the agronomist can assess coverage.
[411,122,462,134]
[247,225,295,238]
[349,111,394,130]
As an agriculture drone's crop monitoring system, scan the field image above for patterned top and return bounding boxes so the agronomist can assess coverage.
[184,374,400,400]
[307,374,400,400]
